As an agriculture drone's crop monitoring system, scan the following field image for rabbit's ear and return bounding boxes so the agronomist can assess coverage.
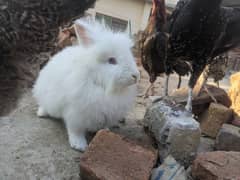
[74,24,93,46]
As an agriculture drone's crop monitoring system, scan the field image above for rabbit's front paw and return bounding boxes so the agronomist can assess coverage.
[68,132,88,152]
[37,107,48,117]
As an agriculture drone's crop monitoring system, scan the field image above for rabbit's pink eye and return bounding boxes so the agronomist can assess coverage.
[108,57,117,65]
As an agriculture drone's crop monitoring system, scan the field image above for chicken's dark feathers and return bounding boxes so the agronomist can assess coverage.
[140,0,168,84]
[166,0,240,89]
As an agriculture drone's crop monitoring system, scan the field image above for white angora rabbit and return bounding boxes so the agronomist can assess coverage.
[33,19,140,151]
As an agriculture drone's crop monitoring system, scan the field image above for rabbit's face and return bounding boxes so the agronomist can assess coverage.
[75,19,139,94]
[90,34,140,93]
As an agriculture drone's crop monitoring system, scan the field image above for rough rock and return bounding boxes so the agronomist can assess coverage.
[151,155,187,180]
[216,124,240,151]
[144,99,201,166]
[80,130,157,180]
[197,137,215,153]
[172,85,231,116]
[200,103,233,138]
[192,151,240,180]
[232,116,240,127]
[228,72,240,118]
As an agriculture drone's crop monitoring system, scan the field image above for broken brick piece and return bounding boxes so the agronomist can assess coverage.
[192,151,240,180]
[80,130,157,180]
[200,103,233,138]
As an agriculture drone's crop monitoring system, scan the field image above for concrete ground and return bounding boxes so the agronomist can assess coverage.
[0,66,231,179]
[0,92,81,180]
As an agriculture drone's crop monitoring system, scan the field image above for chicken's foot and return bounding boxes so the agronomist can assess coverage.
[138,83,155,98]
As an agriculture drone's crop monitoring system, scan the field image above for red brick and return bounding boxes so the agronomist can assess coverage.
[192,151,240,180]
[80,130,157,180]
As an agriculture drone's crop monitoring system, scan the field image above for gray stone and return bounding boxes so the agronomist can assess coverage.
[215,124,240,151]
[151,155,187,180]
[144,99,201,166]
[197,137,215,153]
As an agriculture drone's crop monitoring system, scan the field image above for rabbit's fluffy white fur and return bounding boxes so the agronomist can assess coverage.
[33,19,140,151]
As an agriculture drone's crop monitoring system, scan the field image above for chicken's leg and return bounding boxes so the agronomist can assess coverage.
[186,63,206,113]
[150,83,155,96]
[195,67,218,103]
[185,87,193,113]
[138,83,155,98]
[177,75,182,89]
[164,74,170,96]
[195,68,208,97]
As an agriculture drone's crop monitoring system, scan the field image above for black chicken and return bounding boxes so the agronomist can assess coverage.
[165,0,240,112]
[139,0,190,97]
[138,0,168,97]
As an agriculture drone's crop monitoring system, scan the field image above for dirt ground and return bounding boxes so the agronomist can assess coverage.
[0,65,231,179]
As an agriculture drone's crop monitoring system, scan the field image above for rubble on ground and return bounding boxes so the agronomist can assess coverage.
[140,81,240,179]
[78,80,240,179]
[144,98,201,166]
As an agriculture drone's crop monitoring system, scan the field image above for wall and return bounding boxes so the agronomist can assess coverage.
[87,0,152,34]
